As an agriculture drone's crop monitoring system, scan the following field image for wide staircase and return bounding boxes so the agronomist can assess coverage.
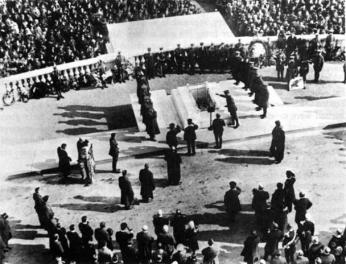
[130,80,283,132]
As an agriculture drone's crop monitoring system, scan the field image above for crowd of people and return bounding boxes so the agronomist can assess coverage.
[27,164,346,264]
[0,0,200,78]
[217,0,345,36]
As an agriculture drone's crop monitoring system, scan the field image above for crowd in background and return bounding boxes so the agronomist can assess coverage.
[0,0,199,78]
[217,0,345,36]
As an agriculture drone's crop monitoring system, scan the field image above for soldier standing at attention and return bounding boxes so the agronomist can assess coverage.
[211,113,226,149]
[312,49,324,83]
[183,119,198,156]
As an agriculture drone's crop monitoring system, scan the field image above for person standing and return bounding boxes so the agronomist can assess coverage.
[137,225,154,264]
[284,170,296,212]
[241,230,261,264]
[211,113,226,149]
[282,224,297,263]
[78,216,93,249]
[183,119,198,156]
[51,65,64,100]
[171,209,187,245]
[276,50,286,80]
[202,239,219,264]
[0,214,11,251]
[264,223,283,261]
[119,170,135,210]
[298,216,315,256]
[66,224,82,263]
[57,143,72,179]
[217,90,239,128]
[293,191,313,227]
[185,221,199,255]
[270,121,285,163]
[51,234,64,260]
[139,163,155,202]
[164,148,182,185]
[271,183,288,233]
[166,123,181,150]
[109,133,120,173]
[115,222,134,255]
[252,184,270,229]
[224,181,242,222]
[312,50,324,83]
[153,210,169,237]
[157,225,175,258]
[95,222,110,249]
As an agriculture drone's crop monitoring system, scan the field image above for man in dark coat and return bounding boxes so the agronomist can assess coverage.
[212,113,226,149]
[116,222,134,254]
[217,90,239,128]
[139,163,155,202]
[153,210,169,237]
[51,233,64,259]
[109,133,120,173]
[293,191,312,227]
[67,224,82,262]
[95,222,110,249]
[312,50,324,83]
[271,183,288,232]
[241,230,261,264]
[144,48,156,79]
[137,225,154,264]
[183,119,198,155]
[252,184,270,228]
[197,42,207,74]
[51,65,64,100]
[284,170,296,212]
[78,216,94,249]
[171,209,187,245]
[224,181,242,222]
[174,44,185,74]
[187,44,197,75]
[264,223,283,260]
[164,149,182,185]
[270,121,285,163]
[157,225,175,258]
[202,238,219,264]
[166,123,181,150]
[33,187,44,226]
[143,106,160,141]
[119,170,135,210]
[298,216,315,256]
[57,143,72,179]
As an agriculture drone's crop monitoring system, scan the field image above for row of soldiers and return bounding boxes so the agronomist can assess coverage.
[134,42,248,79]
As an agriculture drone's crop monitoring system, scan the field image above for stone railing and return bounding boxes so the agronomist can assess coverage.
[0,34,344,103]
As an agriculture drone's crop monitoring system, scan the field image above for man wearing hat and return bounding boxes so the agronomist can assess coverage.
[175,44,185,74]
[211,113,226,149]
[109,133,120,173]
[183,119,198,155]
[224,181,242,222]
[136,225,154,264]
[293,191,313,227]
[312,49,324,83]
[217,90,239,128]
[166,123,181,150]
[270,121,285,163]
[320,247,335,264]
[197,42,207,74]
[187,43,197,75]
[156,47,167,77]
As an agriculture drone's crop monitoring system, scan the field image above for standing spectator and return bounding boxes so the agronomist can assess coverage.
[51,234,64,260]
[78,216,94,249]
[171,209,188,245]
[157,225,175,259]
[224,181,242,222]
[271,183,287,233]
[95,222,109,249]
[139,163,155,203]
[282,224,297,263]
[264,223,283,261]
[164,148,182,185]
[51,66,64,100]
[312,50,324,83]
[217,90,239,128]
[185,221,199,255]
[98,241,114,264]
[293,191,313,227]
[166,123,181,150]
[276,51,286,80]
[153,210,169,237]
[308,236,324,263]
[137,225,154,264]
[119,170,135,210]
[116,223,134,255]
[106,228,114,251]
[202,238,219,264]
[270,121,285,163]
[252,184,270,229]
[183,119,198,155]
[211,113,226,149]
[109,133,120,173]
[57,143,72,180]
[284,170,296,213]
[241,230,261,264]
[67,224,82,263]
[298,215,315,256]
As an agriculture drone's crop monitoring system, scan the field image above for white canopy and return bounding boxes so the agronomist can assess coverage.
[107,12,236,57]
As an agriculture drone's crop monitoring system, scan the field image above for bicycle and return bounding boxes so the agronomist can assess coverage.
[2,83,29,106]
